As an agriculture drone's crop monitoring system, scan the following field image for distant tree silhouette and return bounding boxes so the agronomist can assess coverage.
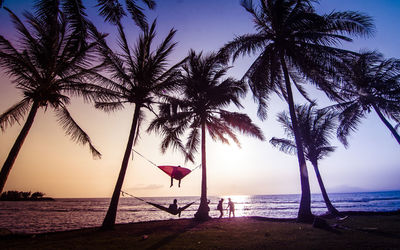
[0,0,105,193]
[0,190,48,200]
[21,191,31,200]
[91,19,182,230]
[220,0,373,222]
[271,103,340,216]
[330,51,400,146]
[31,192,45,199]
[148,50,265,220]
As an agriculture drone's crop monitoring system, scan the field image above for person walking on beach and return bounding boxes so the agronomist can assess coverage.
[217,198,224,218]
[227,198,235,218]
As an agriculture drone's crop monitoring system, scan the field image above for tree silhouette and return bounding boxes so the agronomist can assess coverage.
[148,50,265,220]
[0,0,104,193]
[220,0,373,222]
[91,19,182,229]
[331,51,400,146]
[271,103,340,216]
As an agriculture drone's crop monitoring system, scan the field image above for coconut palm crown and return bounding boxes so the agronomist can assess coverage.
[220,0,374,222]
[270,103,340,216]
[331,51,400,146]
[0,0,105,193]
[148,50,265,220]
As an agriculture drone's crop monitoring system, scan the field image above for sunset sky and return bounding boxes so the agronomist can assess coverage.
[0,0,399,198]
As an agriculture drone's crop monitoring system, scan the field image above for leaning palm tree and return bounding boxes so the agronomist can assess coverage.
[0,0,104,193]
[331,51,400,146]
[270,103,341,216]
[148,50,265,220]
[92,20,182,230]
[220,0,373,222]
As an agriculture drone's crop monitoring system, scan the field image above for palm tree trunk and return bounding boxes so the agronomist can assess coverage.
[372,103,400,145]
[194,119,210,220]
[101,105,141,230]
[311,160,340,216]
[279,54,313,223]
[0,101,39,193]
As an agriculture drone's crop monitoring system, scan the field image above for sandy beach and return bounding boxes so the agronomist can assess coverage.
[1,212,399,249]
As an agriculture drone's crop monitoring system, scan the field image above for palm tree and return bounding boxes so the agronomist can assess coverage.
[331,51,400,146]
[220,0,373,222]
[148,50,265,220]
[270,103,340,216]
[0,0,104,193]
[91,19,182,230]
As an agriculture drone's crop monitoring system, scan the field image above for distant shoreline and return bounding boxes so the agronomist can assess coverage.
[0,197,55,201]
[0,190,54,201]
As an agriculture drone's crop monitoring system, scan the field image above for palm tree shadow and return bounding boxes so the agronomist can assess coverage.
[146,220,203,250]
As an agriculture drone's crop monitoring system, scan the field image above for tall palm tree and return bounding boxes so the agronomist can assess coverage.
[91,19,182,230]
[0,0,104,193]
[220,0,373,222]
[148,50,265,220]
[331,51,400,146]
[270,103,340,216]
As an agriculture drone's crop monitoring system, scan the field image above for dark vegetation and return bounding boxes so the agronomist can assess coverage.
[0,190,54,201]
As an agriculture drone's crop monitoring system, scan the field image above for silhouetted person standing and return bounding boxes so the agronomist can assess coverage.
[227,198,235,218]
[217,198,224,218]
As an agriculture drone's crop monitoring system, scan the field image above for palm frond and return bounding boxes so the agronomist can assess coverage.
[336,102,363,147]
[125,0,149,30]
[270,137,297,155]
[0,98,32,132]
[96,0,125,25]
[62,0,89,41]
[219,111,265,141]
[184,127,199,163]
[95,101,125,113]
[323,11,375,38]
[220,33,267,63]
[56,106,101,158]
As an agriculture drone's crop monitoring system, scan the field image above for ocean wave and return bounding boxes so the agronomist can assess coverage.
[1,191,399,234]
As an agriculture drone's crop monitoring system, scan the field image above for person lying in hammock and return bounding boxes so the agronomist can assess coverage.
[170,166,184,187]
[144,198,195,217]
[168,199,182,217]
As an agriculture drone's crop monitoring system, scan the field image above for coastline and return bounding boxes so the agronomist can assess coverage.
[1,211,399,249]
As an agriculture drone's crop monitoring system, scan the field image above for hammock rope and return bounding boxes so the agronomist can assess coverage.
[121,190,196,216]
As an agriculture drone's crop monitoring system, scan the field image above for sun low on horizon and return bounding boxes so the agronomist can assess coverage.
[0,0,399,200]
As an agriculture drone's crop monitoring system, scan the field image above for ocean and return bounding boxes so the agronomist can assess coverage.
[0,191,399,234]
